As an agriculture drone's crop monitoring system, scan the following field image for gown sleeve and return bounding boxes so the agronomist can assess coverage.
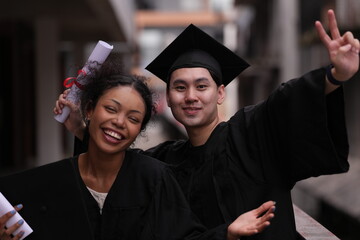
[140,167,228,240]
[74,136,86,155]
[73,130,89,156]
[231,67,349,185]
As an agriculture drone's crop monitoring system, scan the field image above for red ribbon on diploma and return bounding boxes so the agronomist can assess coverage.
[63,69,86,90]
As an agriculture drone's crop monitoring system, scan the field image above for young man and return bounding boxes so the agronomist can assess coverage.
[55,9,359,239]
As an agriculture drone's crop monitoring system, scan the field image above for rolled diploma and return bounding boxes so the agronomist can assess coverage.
[54,40,113,123]
[0,192,33,240]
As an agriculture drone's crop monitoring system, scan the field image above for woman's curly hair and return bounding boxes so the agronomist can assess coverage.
[80,54,157,131]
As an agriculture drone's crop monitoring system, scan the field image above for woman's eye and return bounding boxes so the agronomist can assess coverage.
[105,106,116,113]
[129,117,140,123]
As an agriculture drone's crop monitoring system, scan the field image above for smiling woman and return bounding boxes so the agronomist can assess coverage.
[82,82,149,164]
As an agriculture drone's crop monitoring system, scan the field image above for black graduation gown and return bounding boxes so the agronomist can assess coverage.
[142,68,350,240]
[0,150,226,240]
[0,157,94,240]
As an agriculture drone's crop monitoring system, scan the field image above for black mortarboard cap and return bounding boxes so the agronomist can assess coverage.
[145,24,250,86]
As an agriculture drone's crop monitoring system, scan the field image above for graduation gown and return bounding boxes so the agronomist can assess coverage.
[0,150,225,240]
[142,68,350,239]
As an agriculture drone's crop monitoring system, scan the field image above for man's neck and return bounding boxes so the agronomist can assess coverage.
[186,118,221,147]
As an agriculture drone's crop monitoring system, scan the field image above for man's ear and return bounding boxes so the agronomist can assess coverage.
[217,85,225,105]
[166,91,171,107]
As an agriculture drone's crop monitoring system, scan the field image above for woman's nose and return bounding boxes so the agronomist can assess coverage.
[112,115,125,127]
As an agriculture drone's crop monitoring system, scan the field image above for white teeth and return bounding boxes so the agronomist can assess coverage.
[104,130,122,140]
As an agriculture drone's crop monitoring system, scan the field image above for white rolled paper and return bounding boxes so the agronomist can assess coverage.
[0,192,33,240]
[54,40,113,123]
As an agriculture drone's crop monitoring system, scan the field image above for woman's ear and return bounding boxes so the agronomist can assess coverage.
[84,101,94,121]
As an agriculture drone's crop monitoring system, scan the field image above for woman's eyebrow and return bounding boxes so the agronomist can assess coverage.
[110,99,143,114]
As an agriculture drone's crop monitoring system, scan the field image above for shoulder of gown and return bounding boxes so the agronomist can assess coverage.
[0,157,94,240]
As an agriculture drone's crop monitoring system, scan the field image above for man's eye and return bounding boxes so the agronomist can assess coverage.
[175,86,186,91]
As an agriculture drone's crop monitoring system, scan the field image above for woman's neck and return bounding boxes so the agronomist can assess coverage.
[79,149,125,193]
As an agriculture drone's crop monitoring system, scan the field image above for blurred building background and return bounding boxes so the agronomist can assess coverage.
[0,0,359,239]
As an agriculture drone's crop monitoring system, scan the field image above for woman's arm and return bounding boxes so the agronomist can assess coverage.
[53,89,86,140]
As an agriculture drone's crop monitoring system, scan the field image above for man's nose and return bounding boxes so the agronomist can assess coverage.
[184,88,197,102]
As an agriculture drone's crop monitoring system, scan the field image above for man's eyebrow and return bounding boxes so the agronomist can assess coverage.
[172,77,210,85]
[195,77,211,83]
[172,79,187,85]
